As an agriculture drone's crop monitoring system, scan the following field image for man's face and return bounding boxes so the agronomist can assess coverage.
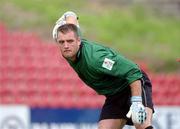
[57,31,81,61]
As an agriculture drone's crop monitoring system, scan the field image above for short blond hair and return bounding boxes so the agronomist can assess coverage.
[57,24,80,39]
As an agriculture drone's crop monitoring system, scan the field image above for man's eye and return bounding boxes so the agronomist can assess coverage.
[67,40,74,43]
[58,40,64,44]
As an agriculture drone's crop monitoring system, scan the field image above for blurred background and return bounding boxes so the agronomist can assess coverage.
[0,0,180,129]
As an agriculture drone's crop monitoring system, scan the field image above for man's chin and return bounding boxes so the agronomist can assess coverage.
[63,55,70,58]
[63,55,72,59]
[62,55,76,62]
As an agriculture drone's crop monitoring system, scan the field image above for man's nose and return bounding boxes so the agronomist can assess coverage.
[64,42,69,48]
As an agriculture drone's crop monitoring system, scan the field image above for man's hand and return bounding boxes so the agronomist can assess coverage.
[126,96,147,124]
[52,11,80,40]
[52,20,65,40]
[56,11,79,25]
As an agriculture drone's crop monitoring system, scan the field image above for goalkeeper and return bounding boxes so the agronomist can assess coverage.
[52,11,154,129]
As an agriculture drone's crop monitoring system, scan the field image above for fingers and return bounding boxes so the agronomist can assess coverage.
[128,102,147,124]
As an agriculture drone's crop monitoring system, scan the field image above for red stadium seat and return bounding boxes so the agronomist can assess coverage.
[0,24,179,108]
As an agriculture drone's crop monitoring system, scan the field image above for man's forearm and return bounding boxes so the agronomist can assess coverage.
[130,80,142,97]
[127,80,147,124]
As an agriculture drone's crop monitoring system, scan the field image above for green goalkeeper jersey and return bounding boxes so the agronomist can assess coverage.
[67,39,142,96]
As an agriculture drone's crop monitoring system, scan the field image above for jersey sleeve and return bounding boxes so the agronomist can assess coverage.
[92,47,142,85]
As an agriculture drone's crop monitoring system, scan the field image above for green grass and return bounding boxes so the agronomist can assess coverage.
[0,0,180,73]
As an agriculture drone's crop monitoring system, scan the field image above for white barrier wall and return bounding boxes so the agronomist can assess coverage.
[0,105,180,129]
[152,106,180,129]
[0,105,30,129]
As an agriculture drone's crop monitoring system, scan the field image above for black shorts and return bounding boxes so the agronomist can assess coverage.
[99,71,154,125]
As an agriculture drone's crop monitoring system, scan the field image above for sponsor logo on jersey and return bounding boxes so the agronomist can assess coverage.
[102,58,115,70]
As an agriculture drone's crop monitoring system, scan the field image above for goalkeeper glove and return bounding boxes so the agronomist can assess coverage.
[52,11,80,41]
[126,96,147,124]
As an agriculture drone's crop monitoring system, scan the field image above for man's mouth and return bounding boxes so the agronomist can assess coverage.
[64,50,71,53]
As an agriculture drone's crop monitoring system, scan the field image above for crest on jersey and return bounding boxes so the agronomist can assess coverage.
[102,58,115,70]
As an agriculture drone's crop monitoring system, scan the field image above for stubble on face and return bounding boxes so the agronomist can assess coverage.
[57,31,80,61]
